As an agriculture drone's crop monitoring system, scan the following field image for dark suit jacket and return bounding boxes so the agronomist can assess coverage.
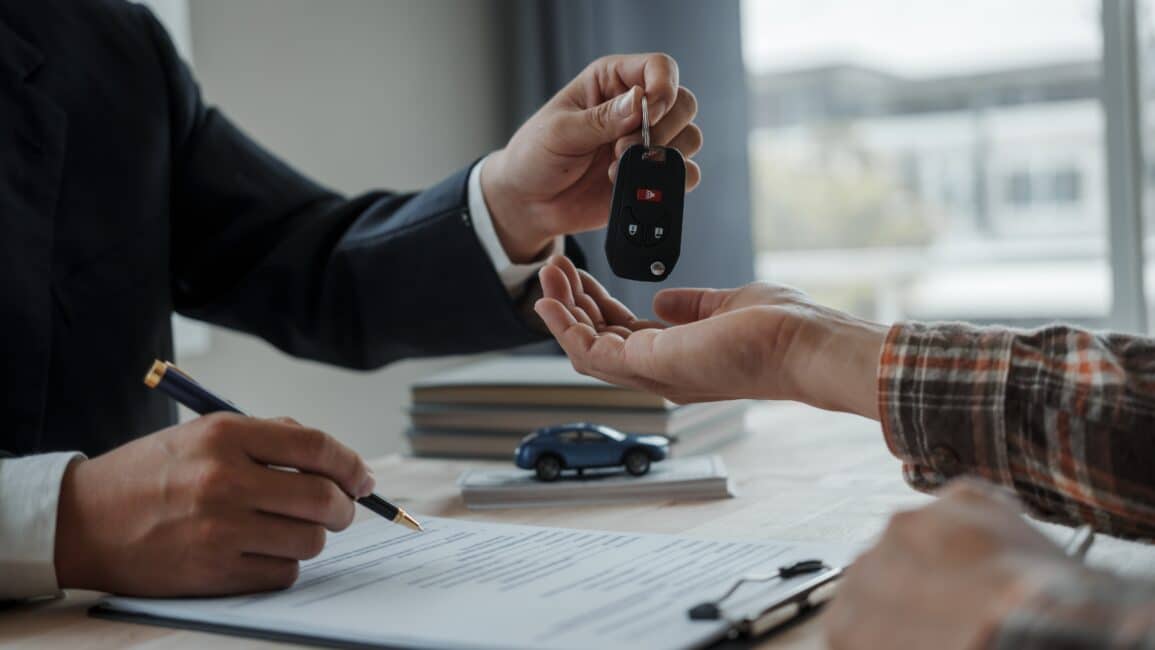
[0,0,565,456]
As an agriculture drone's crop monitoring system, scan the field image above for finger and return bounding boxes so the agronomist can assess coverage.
[621,312,755,391]
[535,298,630,378]
[538,301,677,395]
[649,87,698,146]
[667,123,704,159]
[572,53,680,123]
[536,298,598,353]
[685,159,701,192]
[608,134,702,190]
[228,555,300,593]
[246,466,356,531]
[604,325,634,338]
[236,512,329,561]
[576,269,640,326]
[556,255,606,326]
[539,259,575,305]
[539,263,597,327]
[652,288,735,324]
[576,269,666,332]
[231,419,373,499]
[550,85,642,155]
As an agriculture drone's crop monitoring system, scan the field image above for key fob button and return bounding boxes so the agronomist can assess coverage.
[623,208,645,242]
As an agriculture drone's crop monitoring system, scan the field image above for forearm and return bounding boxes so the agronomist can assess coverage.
[878,322,1155,538]
[177,162,551,369]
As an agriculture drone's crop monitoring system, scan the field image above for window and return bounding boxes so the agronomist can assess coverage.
[1005,171,1033,207]
[1051,168,1083,203]
[741,0,1110,328]
[1141,0,1155,327]
[558,430,582,443]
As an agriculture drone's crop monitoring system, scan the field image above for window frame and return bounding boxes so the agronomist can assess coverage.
[1102,0,1149,333]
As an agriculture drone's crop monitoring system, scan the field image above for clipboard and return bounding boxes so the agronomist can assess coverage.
[89,565,844,649]
[686,561,843,644]
[85,516,851,650]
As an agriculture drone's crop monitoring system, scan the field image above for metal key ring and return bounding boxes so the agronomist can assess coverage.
[641,95,651,149]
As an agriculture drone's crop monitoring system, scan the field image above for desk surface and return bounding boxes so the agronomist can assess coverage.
[4,402,1155,649]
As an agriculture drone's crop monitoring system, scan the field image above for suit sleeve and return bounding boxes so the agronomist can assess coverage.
[137,8,550,370]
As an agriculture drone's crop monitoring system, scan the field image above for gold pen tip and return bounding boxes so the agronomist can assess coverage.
[398,510,424,532]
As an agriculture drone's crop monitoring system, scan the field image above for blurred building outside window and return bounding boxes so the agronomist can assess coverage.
[741,0,1120,328]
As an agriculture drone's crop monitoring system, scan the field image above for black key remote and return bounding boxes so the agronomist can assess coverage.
[605,144,686,281]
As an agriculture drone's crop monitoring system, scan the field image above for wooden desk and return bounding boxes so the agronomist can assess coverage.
[4,403,1155,648]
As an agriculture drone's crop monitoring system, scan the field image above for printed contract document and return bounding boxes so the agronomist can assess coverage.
[100,517,852,649]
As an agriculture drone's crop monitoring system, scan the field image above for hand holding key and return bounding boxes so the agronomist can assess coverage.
[605,96,687,281]
[480,53,702,263]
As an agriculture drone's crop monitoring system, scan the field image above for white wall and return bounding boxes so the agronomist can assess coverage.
[175,0,512,457]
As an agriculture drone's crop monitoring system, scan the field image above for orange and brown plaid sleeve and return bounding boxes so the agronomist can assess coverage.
[878,322,1155,540]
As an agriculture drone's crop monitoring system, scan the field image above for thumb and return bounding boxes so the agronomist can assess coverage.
[653,288,735,324]
[550,86,641,155]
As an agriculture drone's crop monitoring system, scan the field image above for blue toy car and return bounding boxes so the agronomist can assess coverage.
[514,422,670,481]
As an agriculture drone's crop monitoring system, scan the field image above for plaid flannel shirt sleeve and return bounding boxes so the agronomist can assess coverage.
[878,321,1155,538]
[878,321,1155,647]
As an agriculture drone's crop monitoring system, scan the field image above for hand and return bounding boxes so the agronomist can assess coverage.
[482,53,703,262]
[532,256,886,416]
[53,414,374,596]
[826,479,1090,650]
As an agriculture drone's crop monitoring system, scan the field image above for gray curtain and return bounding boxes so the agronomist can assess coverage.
[506,0,755,318]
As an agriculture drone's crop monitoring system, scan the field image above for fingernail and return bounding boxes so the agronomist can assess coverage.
[356,474,376,498]
[614,87,637,119]
[650,100,668,122]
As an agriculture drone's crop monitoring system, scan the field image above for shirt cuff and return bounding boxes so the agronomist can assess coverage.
[467,154,565,297]
[877,322,1016,493]
[0,452,85,601]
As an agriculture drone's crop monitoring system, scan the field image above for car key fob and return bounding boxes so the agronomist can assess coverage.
[605,143,686,281]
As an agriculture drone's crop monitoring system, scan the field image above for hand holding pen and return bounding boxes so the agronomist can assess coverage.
[144,360,422,532]
[50,362,420,598]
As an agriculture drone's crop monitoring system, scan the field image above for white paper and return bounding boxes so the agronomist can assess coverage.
[103,517,852,650]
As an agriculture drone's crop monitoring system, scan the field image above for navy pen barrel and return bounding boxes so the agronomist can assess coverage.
[150,364,245,417]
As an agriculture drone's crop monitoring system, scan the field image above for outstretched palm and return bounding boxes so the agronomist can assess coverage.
[533,256,824,404]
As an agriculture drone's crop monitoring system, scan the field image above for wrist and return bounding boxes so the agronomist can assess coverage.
[54,457,100,590]
[480,150,556,263]
[801,316,887,419]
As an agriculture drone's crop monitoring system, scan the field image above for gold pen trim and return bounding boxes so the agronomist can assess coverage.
[144,359,168,388]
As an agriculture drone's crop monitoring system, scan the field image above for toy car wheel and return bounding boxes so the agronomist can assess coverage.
[535,454,562,481]
[624,449,651,476]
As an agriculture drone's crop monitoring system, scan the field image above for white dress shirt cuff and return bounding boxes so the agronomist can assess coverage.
[0,452,85,601]
[467,154,565,296]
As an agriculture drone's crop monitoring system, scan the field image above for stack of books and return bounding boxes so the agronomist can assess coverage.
[406,357,748,459]
[458,455,735,509]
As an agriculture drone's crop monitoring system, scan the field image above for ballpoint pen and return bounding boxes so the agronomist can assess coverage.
[144,359,423,532]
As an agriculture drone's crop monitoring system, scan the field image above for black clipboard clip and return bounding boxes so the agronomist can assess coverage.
[687,559,843,640]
